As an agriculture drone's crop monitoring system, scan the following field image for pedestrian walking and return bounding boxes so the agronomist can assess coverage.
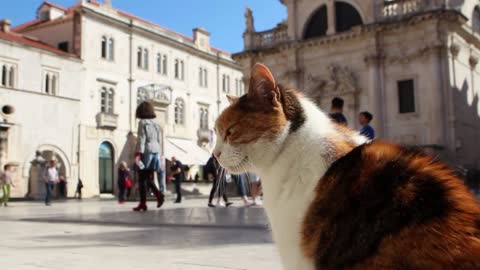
[133,101,164,212]
[358,111,375,140]
[234,173,250,206]
[246,172,262,206]
[118,161,131,204]
[1,164,15,207]
[206,155,232,207]
[43,160,59,206]
[74,178,83,199]
[329,97,348,126]
[58,175,67,199]
[170,156,185,203]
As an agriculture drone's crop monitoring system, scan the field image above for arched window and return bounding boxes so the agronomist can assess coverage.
[162,55,167,75]
[108,38,114,60]
[304,5,328,39]
[199,107,209,129]
[101,36,107,58]
[335,2,363,33]
[100,87,107,113]
[45,74,50,94]
[174,59,179,79]
[180,60,185,80]
[198,67,203,86]
[143,48,149,70]
[137,47,142,68]
[157,53,162,73]
[8,66,14,87]
[51,75,57,95]
[473,7,480,33]
[1,65,6,86]
[203,68,208,87]
[174,98,185,125]
[108,88,114,113]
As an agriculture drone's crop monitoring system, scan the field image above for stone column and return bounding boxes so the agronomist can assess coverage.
[327,0,336,35]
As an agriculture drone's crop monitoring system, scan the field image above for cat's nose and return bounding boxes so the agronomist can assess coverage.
[214,151,222,159]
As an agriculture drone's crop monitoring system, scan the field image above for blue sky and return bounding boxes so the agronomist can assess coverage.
[0,0,286,53]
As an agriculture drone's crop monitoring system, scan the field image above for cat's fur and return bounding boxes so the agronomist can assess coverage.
[213,64,480,270]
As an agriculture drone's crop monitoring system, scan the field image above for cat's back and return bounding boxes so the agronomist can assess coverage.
[302,140,480,270]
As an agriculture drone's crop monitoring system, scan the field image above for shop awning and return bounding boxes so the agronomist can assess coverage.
[164,137,211,165]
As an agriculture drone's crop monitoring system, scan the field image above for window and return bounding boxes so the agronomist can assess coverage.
[157,53,162,73]
[198,67,208,87]
[473,7,480,33]
[137,47,142,68]
[180,60,185,80]
[235,79,241,96]
[174,98,185,125]
[100,87,114,114]
[203,68,207,87]
[222,74,230,93]
[335,2,363,33]
[304,5,328,39]
[162,55,167,75]
[44,71,59,95]
[174,59,179,78]
[45,74,50,94]
[143,48,149,70]
[1,65,6,86]
[8,66,14,88]
[108,38,114,60]
[199,107,209,129]
[57,41,68,53]
[51,75,57,95]
[198,67,203,86]
[397,79,415,113]
[101,36,107,59]
[101,36,114,60]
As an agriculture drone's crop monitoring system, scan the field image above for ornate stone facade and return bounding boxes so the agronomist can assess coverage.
[234,0,480,170]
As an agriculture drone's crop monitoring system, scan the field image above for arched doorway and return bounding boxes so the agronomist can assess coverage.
[99,142,114,194]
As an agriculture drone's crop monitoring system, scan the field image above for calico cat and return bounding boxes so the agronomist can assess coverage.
[213,63,480,270]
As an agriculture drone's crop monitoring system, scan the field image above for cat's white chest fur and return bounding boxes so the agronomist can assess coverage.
[262,157,322,270]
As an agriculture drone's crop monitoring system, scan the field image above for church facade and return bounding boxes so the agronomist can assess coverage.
[234,0,480,170]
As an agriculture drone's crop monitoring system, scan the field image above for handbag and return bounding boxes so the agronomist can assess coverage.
[125,176,132,188]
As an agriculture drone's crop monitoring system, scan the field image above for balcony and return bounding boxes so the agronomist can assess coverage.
[379,0,447,20]
[245,23,290,50]
[196,128,211,144]
[96,112,118,129]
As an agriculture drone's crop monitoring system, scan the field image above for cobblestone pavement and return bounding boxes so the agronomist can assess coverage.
[0,198,281,270]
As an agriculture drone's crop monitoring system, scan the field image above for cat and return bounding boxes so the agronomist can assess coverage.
[213,63,480,270]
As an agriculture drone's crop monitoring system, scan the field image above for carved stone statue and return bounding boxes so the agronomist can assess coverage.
[306,64,358,100]
[245,7,255,33]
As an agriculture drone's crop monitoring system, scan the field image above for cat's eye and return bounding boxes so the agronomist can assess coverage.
[225,128,234,140]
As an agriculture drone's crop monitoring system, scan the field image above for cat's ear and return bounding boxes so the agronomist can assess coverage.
[226,95,239,105]
[248,63,281,107]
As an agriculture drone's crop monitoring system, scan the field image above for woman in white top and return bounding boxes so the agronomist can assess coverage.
[43,160,59,206]
[1,164,14,207]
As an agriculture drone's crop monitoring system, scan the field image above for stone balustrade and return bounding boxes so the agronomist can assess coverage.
[380,0,447,20]
[246,24,289,50]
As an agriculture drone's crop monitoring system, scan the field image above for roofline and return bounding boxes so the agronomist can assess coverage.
[80,5,240,69]
[36,1,68,13]
[0,32,80,59]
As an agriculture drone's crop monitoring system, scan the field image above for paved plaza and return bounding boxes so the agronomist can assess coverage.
[0,198,281,270]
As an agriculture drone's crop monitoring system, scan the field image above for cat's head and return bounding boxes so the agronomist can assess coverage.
[213,64,305,174]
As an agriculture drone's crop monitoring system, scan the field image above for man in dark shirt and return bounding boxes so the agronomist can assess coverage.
[328,97,347,126]
[358,111,375,140]
[170,156,184,203]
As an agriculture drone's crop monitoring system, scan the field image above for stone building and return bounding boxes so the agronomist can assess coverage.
[234,0,480,170]
[0,0,244,198]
